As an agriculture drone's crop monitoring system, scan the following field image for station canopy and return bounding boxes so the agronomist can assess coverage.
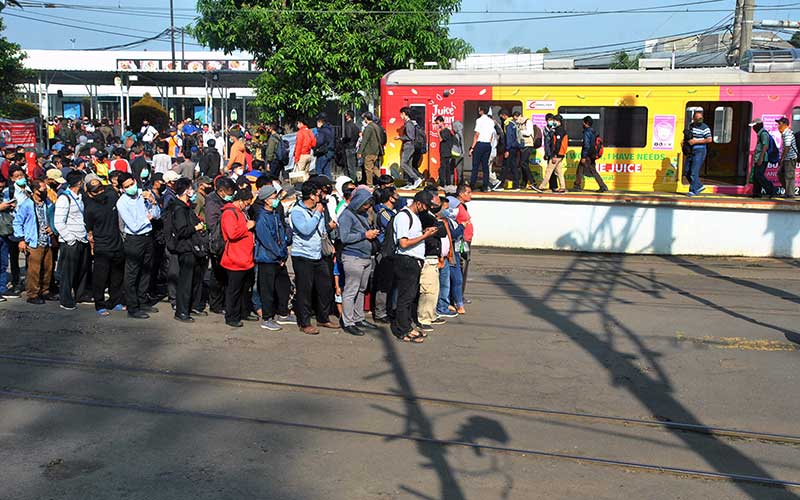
[23,49,261,88]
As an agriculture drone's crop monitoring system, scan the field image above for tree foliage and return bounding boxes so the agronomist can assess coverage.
[508,46,531,54]
[131,93,169,131]
[191,0,472,120]
[610,51,642,69]
[791,32,800,49]
[535,47,550,54]
[4,99,39,119]
[0,18,31,116]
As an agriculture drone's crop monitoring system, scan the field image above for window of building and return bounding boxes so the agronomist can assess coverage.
[558,106,648,148]
[713,106,733,143]
[793,107,800,133]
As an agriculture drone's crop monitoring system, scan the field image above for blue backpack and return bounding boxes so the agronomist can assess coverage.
[276,136,290,165]
[767,134,780,164]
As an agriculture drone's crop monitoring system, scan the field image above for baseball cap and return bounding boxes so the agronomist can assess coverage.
[257,185,278,201]
[46,169,66,184]
[163,170,180,182]
[775,117,790,125]
[748,119,763,127]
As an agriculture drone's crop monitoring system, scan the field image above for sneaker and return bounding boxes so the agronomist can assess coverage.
[696,186,706,194]
[430,318,447,325]
[96,308,110,317]
[112,304,126,312]
[494,185,505,192]
[0,295,6,303]
[260,319,282,331]
[59,304,76,311]
[437,311,458,318]
[4,287,21,299]
[400,184,414,190]
[276,314,297,325]
[141,305,159,314]
[411,178,423,190]
[373,316,391,324]
[490,180,501,191]
[226,321,244,328]
[686,191,696,197]
[191,308,208,316]
[27,297,45,305]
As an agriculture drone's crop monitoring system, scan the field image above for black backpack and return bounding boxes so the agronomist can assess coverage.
[276,135,290,165]
[163,205,178,253]
[209,206,236,256]
[412,121,427,154]
[380,209,414,259]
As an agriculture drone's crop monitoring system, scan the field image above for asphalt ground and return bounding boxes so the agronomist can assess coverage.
[0,249,799,500]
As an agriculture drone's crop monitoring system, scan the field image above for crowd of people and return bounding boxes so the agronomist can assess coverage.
[0,113,477,342]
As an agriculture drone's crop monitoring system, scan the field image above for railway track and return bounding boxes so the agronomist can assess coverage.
[1,352,799,490]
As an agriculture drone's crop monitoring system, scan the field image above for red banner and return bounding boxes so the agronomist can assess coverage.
[0,118,37,149]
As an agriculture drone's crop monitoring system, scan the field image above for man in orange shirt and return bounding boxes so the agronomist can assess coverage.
[227,129,247,173]
[293,119,316,182]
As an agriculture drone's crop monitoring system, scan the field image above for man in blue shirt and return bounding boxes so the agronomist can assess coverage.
[314,113,335,179]
[687,110,712,196]
[574,116,609,193]
[117,172,161,319]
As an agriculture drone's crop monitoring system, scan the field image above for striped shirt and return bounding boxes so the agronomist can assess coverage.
[691,122,711,150]
[781,128,798,161]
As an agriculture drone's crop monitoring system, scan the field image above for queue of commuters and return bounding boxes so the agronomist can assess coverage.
[0,118,475,342]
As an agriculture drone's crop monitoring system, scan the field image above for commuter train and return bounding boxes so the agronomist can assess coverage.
[380,65,800,195]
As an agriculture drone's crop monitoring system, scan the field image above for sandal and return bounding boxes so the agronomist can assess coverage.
[400,331,424,343]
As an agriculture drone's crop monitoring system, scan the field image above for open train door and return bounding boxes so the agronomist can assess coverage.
[685,101,752,186]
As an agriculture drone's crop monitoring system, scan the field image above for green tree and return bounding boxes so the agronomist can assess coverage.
[192,1,471,120]
[791,32,800,49]
[508,46,532,54]
[0,18,31,116]
[535,47,550,54]
[609,51,642,69]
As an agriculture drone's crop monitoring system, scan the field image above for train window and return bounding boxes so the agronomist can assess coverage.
[713,106,733,143]
[793,107,800,133]
[559,106,647,148]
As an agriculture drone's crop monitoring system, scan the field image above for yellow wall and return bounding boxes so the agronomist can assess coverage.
[491,85,720,192]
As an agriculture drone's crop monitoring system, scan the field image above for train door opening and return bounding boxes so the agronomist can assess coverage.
[461,100,523,179]
[408,103,428,176]
[685,101,752,186]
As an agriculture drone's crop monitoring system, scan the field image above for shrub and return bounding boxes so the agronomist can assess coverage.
[130,93,168,131]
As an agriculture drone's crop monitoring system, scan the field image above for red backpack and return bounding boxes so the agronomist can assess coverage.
[594,135,604,160]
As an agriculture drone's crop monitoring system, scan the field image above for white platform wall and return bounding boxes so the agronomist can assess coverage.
[467,199,800,258]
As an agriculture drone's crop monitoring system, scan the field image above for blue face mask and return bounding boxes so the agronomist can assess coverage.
[223,194,234,202]
[271,199,280,209]
[140,168,150,179]
[189,193,197,202]
[14,178,27,187]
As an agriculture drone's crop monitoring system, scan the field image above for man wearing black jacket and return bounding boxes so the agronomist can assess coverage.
[84,178,125,315]
[168,177,205,322]
[205,176,235,314]
[199,139,221,178]
[417,189,448,329]
[342,111,360,182]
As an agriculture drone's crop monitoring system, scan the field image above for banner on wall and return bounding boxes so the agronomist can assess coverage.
[652,115,676,151]
[0,118,37,148]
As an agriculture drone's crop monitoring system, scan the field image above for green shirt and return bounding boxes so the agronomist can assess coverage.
[753,129,770,165]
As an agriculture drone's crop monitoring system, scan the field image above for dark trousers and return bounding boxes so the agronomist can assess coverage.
[752,162,775,197]
[470,142,492,191]
[208,254,227,312]
[92,251,125,310]
[193,256,208,311]
[269,161,284,180]
[257,262,291,320]
[440,155,454,186]
[124,234,153,313]
[166,248,179,303]
[176,252,202,317]
[574,157,608,191]
[519,147,535,187]
[501,149,520,188]
[59,241,89,308]
[4,236,20,286]
[292,256,334,327]
[149,238,166,297]
[225,268,254,323]
[391,255,421,337]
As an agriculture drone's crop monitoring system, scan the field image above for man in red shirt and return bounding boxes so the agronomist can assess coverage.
[455,184,474,297]
[293,119,316,182]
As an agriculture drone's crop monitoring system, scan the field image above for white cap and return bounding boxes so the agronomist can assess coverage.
[163,170,181,182]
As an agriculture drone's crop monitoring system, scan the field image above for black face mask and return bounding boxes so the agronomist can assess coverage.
[430,204,442,214]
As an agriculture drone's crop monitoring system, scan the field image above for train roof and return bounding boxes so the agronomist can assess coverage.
[383,68,800,87]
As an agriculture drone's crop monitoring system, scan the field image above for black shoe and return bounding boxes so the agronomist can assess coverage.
[0,295,6,302]
[373,316,390,324]
[357,320,380,330]
[415,323,434,332]
[42,294,58,301]
[226,321,244,328]
[128,311,150,319]
[191,308,208,316]
[598,187,609,193]
[174,314,195,323]
[3,288,21,298]
[26,297,45,305]
[78,296,94,304]
[243,313,259,322]
[209,308,225,315]
[343,325,365,337]
[141,305,159,314]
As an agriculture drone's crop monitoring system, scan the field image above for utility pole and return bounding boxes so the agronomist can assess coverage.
[739,0,755,66]
[731,0,743,63]
[169,0,176,69]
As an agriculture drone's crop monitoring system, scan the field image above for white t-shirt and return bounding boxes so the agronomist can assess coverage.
[475,115,496,143]
[141,125,158,143]
[394,208,425,261]
[152,153,172,174]
[202,130,216,147]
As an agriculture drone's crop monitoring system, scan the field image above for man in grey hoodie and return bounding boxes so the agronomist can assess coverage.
[338,188,381,336]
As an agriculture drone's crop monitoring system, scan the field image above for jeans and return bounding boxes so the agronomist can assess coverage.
[341,254,373,327]
[689,147,706,194]
[470,142,492,191]
[391,255,422,337]
[0,235,8,293]
[316,154,333,179]
[436,262,451,315]
[450,253,464,307]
